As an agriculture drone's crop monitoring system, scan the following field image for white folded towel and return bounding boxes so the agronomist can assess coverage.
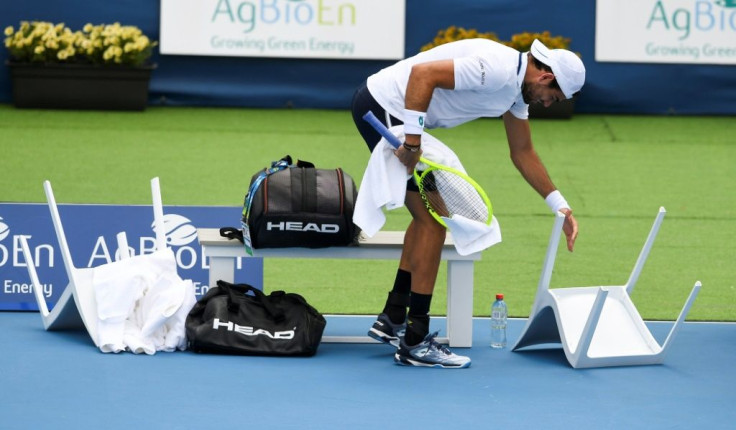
[442,214,502,256]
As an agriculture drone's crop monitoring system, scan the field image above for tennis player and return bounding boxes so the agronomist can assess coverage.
[351,38,585,368]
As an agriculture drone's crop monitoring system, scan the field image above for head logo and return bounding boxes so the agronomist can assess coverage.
[0,217,9,242]
[151,214,198,246]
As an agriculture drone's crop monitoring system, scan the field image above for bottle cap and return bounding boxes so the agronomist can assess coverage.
[496,293,504,300]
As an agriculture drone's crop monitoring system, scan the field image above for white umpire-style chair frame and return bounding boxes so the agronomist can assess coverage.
[19,178,169,346]
[512,207,701,369]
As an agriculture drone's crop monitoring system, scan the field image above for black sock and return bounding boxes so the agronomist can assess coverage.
[405,313,430,346]
[382,269,411,324]
[408,292,432,317]
[391,269,411,295]
[405,293,432,345]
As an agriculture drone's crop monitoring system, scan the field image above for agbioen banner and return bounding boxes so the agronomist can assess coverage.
[596,0,736,64]
[0,204,262,311]
[160,0,406,60]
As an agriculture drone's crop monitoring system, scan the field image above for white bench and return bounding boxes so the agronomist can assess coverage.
[197,229,481,347]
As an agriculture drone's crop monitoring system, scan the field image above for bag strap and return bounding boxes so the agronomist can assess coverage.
[290,167,318,213]
[219,227,244,242]
[217,280,286,323]
[242,155,293,224]
[296,159,315,168]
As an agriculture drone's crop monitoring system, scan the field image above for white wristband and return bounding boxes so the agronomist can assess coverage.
[403,109,426,136]
[545,190,570,213]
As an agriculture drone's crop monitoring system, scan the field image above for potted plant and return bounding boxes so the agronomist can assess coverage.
[4,21,157,110]
[420,28,579,119]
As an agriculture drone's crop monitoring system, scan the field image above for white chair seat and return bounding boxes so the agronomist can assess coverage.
[512,208,700,368]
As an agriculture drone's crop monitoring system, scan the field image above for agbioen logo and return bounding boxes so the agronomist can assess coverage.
[647,0,736,40]
[211,0,356,33]
[153,214,198,247]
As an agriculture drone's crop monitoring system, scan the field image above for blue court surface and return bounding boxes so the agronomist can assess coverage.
[1,312,734,429]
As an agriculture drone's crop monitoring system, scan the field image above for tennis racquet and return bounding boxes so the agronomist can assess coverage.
[362,111,492,227]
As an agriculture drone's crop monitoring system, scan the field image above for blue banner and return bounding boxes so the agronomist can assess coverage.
[0,203,263,311]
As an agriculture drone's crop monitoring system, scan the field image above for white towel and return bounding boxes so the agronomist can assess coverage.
[92,247,196,355]
[354,126,502,255]
[442,214,502,256]
[353,134,410,236]
[354,127,464,236]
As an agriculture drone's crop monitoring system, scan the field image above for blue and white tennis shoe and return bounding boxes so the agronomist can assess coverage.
[394,331,471,369]
[367,313,406,347]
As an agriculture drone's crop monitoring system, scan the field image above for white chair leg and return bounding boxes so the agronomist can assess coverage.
[512,212,565,350]
[116,232,131,260]
[44,181,77,280]
[535,211,566,297]
[19,235,50,318]
[626,207,666,294]
[571,287,609,366]
[151,177,167,251]
[658,281,702,360]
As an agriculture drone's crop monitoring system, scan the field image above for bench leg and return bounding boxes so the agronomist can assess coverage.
[208,256,235,287]
[446,260,474,348]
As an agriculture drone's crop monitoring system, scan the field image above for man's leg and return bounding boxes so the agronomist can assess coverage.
[367,190,443,346]
[393,191,472,368]
[401,190,445,345]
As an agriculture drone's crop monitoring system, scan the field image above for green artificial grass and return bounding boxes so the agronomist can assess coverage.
[1,105,734,321]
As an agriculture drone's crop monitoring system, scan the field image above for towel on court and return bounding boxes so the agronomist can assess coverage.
[354,126,501,254]
[92,247,196,354]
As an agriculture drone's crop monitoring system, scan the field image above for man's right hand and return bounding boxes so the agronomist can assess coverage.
[394,143,422,173]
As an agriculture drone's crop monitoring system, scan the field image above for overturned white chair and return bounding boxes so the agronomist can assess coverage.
[512,207,701,369]
[20,178,169,346]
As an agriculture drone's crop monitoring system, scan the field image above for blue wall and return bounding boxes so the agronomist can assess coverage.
[1,0,734,115]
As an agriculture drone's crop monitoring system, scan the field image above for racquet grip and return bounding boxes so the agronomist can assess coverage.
[362,111,402,149]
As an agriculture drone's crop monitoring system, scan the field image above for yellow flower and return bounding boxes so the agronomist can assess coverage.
[420,26,575,55]
[5,20,156,65]
[420,25,499,52]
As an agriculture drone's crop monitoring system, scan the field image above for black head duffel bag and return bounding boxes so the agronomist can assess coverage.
[186,280,326,356]
[232,155,361,255]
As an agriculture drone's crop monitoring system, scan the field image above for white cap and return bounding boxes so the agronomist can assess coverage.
[530,39,585,99]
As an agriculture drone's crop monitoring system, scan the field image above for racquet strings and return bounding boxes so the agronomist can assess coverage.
[420,169,489,224]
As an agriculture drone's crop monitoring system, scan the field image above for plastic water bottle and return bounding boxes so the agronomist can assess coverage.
[491,293,507,349]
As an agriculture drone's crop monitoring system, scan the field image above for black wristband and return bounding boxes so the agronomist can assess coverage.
[403,142,421,152]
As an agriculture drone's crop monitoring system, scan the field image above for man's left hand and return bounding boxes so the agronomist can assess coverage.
[559,208,578,252]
